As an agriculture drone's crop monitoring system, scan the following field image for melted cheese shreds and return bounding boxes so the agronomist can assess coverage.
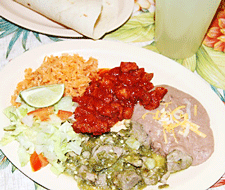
[189,124,206,138]
[143,102,207,144]
[194,104,198,116]
[171,105,186,123]
[163,128,168,144]
[153,110,160,120]
[142,112,154,120]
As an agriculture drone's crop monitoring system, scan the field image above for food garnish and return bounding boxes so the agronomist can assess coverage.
[30,151,49,172]
[143,103,206,144]
[20,84,65,108]
[57,110,73,121]
[1,96,83,174]
[27,107,54,121]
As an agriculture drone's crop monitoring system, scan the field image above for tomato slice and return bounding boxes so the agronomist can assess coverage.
[30,151,49,172]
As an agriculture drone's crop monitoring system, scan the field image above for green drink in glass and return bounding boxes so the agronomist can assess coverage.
[155,0,221,59]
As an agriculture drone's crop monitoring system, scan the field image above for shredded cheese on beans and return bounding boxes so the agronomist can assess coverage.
[142,102,206,144]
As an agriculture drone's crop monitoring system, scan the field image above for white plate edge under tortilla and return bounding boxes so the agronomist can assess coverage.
[0,0,134,38]
[0,39,225,190]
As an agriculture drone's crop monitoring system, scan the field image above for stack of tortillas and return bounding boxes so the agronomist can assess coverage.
[13,0,120,39]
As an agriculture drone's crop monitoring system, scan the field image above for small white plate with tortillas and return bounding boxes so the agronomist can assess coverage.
[0,0,134,39]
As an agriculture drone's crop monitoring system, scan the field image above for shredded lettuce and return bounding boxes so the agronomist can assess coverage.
[0,133,15,146]
[50,160,65,176]
[67,141,82,155]
[17,146,30,167]
[0,101,84,175]
[3,106,18,122]
[54,96,74,112]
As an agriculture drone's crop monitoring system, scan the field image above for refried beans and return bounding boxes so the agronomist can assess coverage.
[131,85,214,166]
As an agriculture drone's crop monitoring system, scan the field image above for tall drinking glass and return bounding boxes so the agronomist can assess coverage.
[155,0,221,59]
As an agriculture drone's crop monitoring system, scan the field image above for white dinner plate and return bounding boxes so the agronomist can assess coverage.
[0,0,134,37]
[0,40,225,190]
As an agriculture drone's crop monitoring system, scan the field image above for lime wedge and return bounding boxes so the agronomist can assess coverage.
[19,84,65,108]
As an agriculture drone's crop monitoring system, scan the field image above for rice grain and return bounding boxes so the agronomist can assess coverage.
[11,54,98,106]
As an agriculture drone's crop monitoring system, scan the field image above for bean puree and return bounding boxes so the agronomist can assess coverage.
[131,85,214,166]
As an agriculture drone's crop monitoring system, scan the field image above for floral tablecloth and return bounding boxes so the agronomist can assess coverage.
[1,0,225,190]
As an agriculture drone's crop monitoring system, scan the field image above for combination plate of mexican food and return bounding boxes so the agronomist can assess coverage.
[0,40,225,190]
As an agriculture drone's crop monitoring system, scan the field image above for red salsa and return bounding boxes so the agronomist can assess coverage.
[72,62,167,135]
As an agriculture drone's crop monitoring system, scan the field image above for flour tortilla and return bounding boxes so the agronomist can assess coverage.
[13,0,118,39]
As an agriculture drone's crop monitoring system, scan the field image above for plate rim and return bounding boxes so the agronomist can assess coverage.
[0,39,225,190]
